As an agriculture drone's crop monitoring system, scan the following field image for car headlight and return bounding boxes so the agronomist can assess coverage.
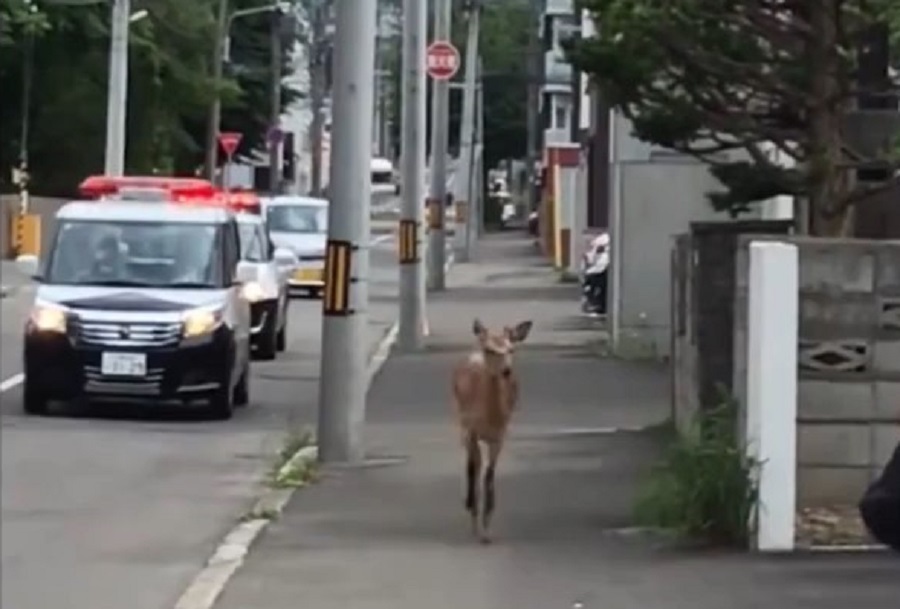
[28,304,68,334]
[241,281,266,303]
[182,308,223,338]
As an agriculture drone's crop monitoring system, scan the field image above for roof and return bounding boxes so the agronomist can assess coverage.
[262,195,328,208]
[56,201,234,224]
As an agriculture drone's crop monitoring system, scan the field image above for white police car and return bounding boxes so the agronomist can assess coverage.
[235,212,295,359]
[18,201,253,419]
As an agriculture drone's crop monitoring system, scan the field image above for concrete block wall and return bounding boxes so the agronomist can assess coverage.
[733,236,900,507]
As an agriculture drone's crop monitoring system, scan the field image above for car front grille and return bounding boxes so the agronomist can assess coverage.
[83,365,165,395]
[70,319,182,348]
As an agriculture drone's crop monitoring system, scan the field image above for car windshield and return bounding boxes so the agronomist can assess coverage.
[238,222,267,262]
[267,204,327,234]
[45,220,220,287]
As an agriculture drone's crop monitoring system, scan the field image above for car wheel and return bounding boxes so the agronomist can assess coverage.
[209,373,235,420]
[257,313,278,361]
[233,362,250,407]
[23,377,49,416]
[276,312,287,352]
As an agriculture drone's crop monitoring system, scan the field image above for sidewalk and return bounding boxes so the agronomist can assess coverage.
[215,234,899,609]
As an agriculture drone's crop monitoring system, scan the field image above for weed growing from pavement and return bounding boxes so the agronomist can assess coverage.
[634,392,759,547]
[240,506,280,522]
[267,428,319,489]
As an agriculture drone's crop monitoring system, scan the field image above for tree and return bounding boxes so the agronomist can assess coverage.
[0,0,303,195]
[384,0,531,172]
[567,0,900,236]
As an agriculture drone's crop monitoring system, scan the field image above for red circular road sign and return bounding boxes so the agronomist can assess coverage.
[426,40,460,81]
[218,132,242,157]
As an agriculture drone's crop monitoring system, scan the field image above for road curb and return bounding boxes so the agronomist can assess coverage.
[171,321,401,609]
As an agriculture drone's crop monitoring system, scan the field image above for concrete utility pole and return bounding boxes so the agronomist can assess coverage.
[316,0,376,464]
[205,0,229,181]
[308,0,328,196]
[397,0,428,351]
[426,0,452,291]
[453,1,480,263]
[268,10,282,193]
[104,0,131,176]
[470,60,484,239]
[524,0,541,210]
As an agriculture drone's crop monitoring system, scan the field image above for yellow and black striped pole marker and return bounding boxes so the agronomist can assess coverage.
[427,197,443,231]
[323,239,354,316]
[455,200,468,224]
[398,219,419,264]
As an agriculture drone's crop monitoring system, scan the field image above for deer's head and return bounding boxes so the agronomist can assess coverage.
[472,318,533,378]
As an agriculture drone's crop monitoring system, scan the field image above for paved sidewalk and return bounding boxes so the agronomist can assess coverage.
[215,233,899,609]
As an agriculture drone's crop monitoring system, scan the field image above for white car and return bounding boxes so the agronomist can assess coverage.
[236,213,294,359]
[262,196,328,297]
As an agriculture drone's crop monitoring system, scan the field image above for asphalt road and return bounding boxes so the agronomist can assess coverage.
[0,234,401,609]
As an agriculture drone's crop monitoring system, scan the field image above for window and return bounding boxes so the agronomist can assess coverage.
[371,170,393,185]
[46,220,220,287]
[266,205,328,234]
[554,103,568,129]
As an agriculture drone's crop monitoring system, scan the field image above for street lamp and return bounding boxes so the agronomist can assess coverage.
[205,1,291,182]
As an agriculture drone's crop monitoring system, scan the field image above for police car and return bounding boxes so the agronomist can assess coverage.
[235,213,294,358]
[17,201,253,419]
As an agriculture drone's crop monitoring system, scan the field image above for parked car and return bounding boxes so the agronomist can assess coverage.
[236,213,294,359]
[18,201,252,419]
[262,196,328,298]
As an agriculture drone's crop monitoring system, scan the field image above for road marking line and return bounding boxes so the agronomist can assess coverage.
[171,321,401,609]
[0,373,24,393]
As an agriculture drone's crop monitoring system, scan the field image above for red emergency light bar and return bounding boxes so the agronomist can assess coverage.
[78,175,218,200]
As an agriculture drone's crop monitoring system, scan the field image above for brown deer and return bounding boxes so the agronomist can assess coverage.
[452,317,532,543]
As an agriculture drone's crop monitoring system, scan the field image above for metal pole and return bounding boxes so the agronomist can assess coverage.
[268,11,282,194]
[104,0,130,176]
[308,1,327,196]
[426,0,451,291]
[317,0,376,464]
[453,2,479,263]
[205,0,229,181]
[397,0,427,351]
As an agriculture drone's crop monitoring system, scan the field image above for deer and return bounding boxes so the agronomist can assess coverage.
[451,317,533,544]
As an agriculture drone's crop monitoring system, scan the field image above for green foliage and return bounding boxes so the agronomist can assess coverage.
[0,0,302,195]
[568,0,900,230]
[634,395,759,547]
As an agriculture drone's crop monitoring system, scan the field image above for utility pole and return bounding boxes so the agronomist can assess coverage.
[268,10,283,194]
[397,0,427,351]
[205,0,229,181]
[453,1,480,263]
[316,0,376,464]
[104,0,130,176]
[426,0,451,291]
[308,1,328,196]
[524,0,541,210]
[469,60,484,240]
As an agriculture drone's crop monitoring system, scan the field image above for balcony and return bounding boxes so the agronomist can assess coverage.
[544,0,574,16]
[544,50,572,88]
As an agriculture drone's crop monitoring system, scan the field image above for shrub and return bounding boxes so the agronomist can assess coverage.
[634,395,759,547]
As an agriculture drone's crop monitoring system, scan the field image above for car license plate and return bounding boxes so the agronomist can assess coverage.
[293,268,322,281]
[101,352,147,377]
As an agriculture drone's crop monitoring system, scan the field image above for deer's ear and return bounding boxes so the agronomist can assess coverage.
[472,318,487,337]
[508,320,533,343]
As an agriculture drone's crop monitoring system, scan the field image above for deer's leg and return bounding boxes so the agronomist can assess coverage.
[464,432,481,537]
[480,440,502,544]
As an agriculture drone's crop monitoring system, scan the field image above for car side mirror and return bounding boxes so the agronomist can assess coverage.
[273,247,298,270]
[15,254,40,280]
[234,260,257,285]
